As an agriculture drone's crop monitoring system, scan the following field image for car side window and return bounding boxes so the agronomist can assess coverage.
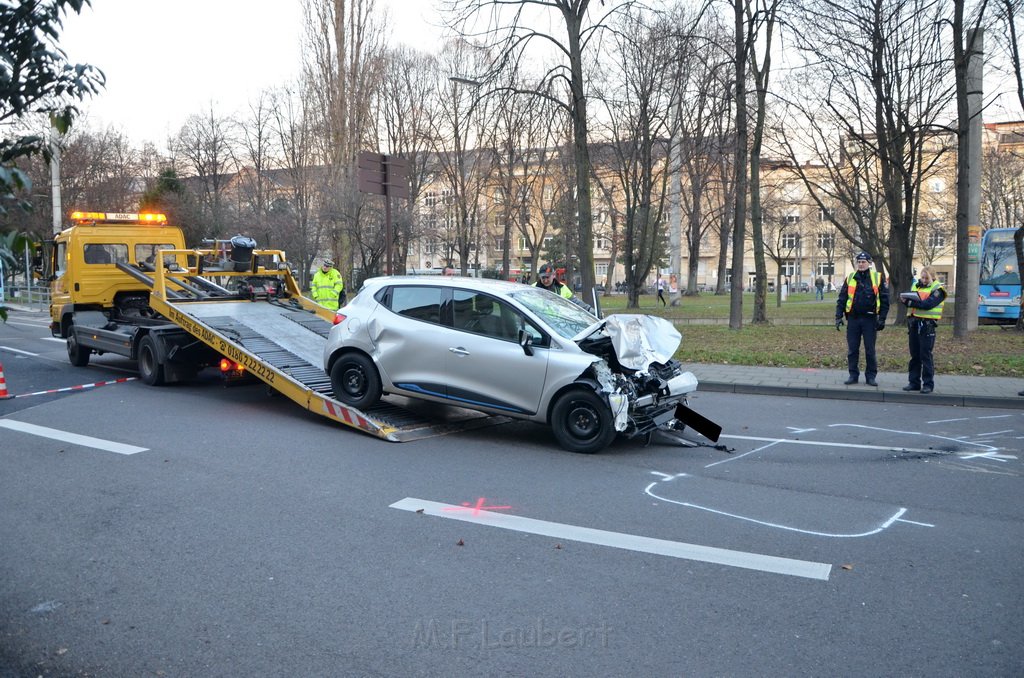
[389,285,442,325]
[451,289,545,345]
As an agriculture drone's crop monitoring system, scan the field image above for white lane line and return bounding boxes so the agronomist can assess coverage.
[42,337,66,343]
[4,321,50,329]
[927,418,969,424]
[722,433,966,455]
[390,497,832,581]
[977,430,1013,436]
[0,420,147,455]
[978,415,1014,420]
[0,346,38,356]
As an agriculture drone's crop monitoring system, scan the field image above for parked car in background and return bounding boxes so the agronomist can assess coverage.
[323,276,720,453]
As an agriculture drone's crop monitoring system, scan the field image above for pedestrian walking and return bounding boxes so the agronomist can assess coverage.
[900,266,946,394]
[835,252,890,386]
[814,276,825,301]
[657,276,667,306]
[311,259,345,311]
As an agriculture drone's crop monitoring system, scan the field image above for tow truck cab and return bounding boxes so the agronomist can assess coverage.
[48,210,187,337]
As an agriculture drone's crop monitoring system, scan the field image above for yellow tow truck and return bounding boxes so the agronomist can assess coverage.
[42,210,452,442]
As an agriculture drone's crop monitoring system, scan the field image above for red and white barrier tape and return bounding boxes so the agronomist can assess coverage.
[12,377,137,398]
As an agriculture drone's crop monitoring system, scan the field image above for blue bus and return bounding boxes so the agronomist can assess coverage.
[978,227,1021,325]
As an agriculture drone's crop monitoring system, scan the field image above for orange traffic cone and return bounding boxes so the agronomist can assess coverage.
[0,361,11,399]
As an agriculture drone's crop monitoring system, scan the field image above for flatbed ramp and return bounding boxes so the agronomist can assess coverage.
[164,299,502,442]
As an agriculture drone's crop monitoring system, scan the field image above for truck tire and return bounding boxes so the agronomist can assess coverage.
[330,352,381,409]
[138,335,166,386]
[67,327,91,367]
[550,388,615,454]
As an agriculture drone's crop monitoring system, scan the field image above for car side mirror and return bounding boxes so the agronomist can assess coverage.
[517,328,534,356]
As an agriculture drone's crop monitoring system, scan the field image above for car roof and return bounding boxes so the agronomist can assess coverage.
[361,275,531,296]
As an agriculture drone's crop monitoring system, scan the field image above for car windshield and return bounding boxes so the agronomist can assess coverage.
[510,287,598,339]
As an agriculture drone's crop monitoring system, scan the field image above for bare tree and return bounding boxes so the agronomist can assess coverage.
[171,106,237,243]
[302,0,387,277]
[378,46,439,273]
[779,0,956,323]
[445,0,637,297]
[234,93,277,247]
[592,8,677,308]
[747,0,782,323]
[270,84,328,290]
[430,40,497,274]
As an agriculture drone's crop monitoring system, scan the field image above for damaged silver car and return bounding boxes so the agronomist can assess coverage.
[323,276,721,454]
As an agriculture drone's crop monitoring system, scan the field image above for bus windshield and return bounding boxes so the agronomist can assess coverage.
[979,230,1020,285]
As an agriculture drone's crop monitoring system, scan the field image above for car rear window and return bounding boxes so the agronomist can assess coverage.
[389,285,442,324]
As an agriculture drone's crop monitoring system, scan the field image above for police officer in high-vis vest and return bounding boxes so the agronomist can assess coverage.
[311,259,345,311]
[534,262,574,300]
[900,265,946,394]
[835,252,890,386]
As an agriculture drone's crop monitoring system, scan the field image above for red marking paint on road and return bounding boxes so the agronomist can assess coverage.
[442,497,512,516]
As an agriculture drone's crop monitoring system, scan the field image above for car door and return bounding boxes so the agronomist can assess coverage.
[368,284,451,399]
[444,289,549,415]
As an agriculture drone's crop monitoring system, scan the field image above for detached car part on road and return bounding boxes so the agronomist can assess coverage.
[324,276,721,454]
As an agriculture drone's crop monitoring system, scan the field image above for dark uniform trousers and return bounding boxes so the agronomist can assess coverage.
[846,315,878,381]
[907,318,937,390]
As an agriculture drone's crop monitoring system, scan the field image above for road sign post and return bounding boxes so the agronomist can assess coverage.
[358,152,410,275]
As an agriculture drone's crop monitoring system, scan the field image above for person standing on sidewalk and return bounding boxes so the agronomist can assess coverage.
[835,252,889,386]
[900,266,946,394]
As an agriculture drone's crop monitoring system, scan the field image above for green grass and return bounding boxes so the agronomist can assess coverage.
[594,291,1024,377]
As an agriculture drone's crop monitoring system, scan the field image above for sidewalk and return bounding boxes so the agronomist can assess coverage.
[681,363,1024,410]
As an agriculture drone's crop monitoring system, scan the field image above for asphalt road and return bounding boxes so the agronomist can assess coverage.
[2,309,1022,677]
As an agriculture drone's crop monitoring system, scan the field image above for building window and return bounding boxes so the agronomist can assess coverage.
[931,179,945,193]
[494,237,505,252]
[816,262,835,276]
[518,236,527,250]
[781,260,796,277]
[595,263,608,277]
[783,214,801,225]
[441,189,454,205]
[494,212,506,228]
[781,231,799,249]
[595,237,608,250]
[817,233,835,250]
[542,236,553,248]
[424,240,437,255]
[927,230,946,248]
[819,207,834,222]
[424,192,437,208]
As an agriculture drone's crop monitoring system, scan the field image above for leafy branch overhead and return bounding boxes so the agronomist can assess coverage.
[0,0,105,212]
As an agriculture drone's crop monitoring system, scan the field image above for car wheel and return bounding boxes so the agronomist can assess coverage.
[67,326,90,367]
[138,335,165,386]
[330,353,382,409]
[551,388,615,454]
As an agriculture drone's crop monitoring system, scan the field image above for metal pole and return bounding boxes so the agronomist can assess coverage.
[964,27,983,331]
[50,125,62,236]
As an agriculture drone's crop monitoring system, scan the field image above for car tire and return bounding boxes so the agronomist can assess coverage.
[551,388,616,454]
[330,352,382,409]
[67,326,90,367]
[138,334,165,386]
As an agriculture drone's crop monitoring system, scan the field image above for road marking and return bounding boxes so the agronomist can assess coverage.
[978,414,1014,420]
[705,440,780,468]
[927,417,969,424]
[390,497,832,581]
[42,337,66,344]
[0,420,147,455]
[0,346,38,356]
[977,430,1013,436]
[644,479,921,539]
[722,433,982,455]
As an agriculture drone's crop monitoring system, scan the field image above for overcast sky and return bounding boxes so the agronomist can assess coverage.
[60,0,448,147]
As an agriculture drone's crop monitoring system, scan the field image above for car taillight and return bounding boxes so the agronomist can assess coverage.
[333,313,346,325]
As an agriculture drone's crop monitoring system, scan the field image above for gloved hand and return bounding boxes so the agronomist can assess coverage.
[835,318,844,331]
[876,319,886,332]
[338,292,347,307]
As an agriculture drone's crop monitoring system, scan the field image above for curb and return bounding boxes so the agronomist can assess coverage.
[698,381,1024,410]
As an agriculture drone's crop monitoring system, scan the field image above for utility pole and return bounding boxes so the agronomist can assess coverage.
[50,124,62,235]
[964,28,983,332]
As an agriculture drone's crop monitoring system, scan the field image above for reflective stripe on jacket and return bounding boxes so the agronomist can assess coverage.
[311,269,344,309]
[844,270,881,315]
[908,281,945,320]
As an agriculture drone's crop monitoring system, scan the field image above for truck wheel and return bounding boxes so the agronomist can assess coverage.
[330,353,381,409]
[138,335,166,386]
[67,329,91,367]
[551,388,615,454]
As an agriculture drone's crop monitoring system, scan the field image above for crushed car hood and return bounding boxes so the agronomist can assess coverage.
[572,314,681,371]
